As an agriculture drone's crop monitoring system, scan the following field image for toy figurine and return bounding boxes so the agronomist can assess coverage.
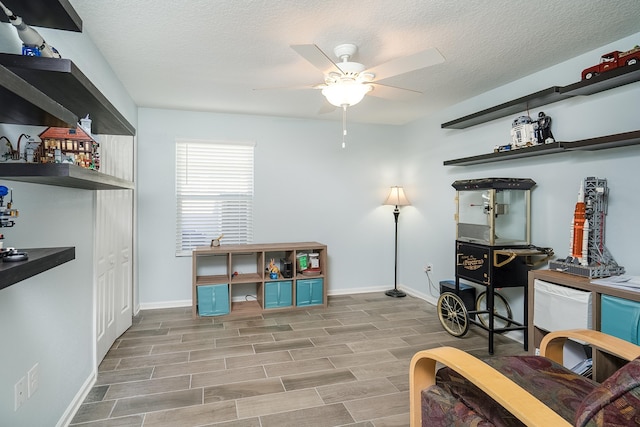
[210,234,224,247]
[510,115,536,148]
[268,258,280,279]
[535,111,554,144]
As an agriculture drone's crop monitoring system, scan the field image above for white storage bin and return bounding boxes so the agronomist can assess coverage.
[534,279,592,331]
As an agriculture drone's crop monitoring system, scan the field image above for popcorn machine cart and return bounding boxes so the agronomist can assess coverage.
[438,178,553,354]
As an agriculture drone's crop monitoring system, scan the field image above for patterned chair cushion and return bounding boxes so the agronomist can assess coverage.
[422,385,501,427]
[422,355,598,426]
[575,357,640,427]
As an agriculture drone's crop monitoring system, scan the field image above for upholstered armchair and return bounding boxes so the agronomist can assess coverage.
[410,329,640,426]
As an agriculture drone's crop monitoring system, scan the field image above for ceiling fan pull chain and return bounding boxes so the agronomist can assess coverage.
[342,105,347,148]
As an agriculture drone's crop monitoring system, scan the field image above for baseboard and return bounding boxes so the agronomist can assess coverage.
[137,285,437,311]
[328,285,390,296]
[139,299,192,310]
[56,369,97,427]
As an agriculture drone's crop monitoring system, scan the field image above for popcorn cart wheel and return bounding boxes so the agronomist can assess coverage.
[475,291,513,330]
[437,292,469,337]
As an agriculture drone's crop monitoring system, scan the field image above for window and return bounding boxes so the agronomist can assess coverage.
[175,139,254,256]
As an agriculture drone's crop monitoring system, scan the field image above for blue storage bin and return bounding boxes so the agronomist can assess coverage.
[264,281,292,309]
[296,278,323,307]
[197,284,230,316]
[601,295,640,345]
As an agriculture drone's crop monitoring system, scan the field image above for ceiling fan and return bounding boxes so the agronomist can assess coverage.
[285,43,444,147]
[290,43,446,110]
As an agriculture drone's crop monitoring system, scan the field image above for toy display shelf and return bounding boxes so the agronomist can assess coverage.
[0,0,82,32]
[441,63,640,130]
[444,130,640,166]
[0,53,135,136]
[0,246,75,290]
[0,163,134,190]
[442,62,640,166]
[0,64,78,129]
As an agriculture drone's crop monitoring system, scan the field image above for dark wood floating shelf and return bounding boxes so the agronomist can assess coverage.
[0,54,135,136]
[0,0,82,32]
[442,63,640,129]
[0,163,134,190]
[0,64,78,128]
[442,87,564,130]
[0,247,75,291]
[444,130,640,166]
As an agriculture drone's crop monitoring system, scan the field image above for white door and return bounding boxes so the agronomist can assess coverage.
[95,135,134,364]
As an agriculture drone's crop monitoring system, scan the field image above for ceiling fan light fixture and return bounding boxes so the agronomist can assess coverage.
[321,80,372,107]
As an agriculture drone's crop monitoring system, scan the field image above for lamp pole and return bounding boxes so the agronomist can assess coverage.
[383,186,410,298]
[386,206,406,297]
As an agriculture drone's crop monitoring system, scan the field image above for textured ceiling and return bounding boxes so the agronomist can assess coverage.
[67,0,640,125]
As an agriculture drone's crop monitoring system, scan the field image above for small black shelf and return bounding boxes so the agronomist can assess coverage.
[0,163,134,190]
[0,54,136,136]
[444,131,640,166]
[0,0,82,32]
[442,63,640,130]
[0,247,75,291]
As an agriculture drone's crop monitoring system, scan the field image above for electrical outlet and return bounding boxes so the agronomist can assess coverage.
[424,264,433,272]
[28,363,39,398]
[14,376,26,411]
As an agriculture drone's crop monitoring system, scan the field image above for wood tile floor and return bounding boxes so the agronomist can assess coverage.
[70,293,526,427]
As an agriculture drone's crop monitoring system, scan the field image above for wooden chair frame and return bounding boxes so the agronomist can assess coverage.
[410,329,640,427]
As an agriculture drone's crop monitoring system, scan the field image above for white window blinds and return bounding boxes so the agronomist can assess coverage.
[175,139,254,256]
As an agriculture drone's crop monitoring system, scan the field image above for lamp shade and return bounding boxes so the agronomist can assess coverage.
[322,80,372,107]
[383,186,411,207]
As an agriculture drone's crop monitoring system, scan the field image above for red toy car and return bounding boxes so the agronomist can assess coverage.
[581,45,640,80]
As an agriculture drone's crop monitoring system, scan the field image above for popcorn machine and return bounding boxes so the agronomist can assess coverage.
[439,178,552,354]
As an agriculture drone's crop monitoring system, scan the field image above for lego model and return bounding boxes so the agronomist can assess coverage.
[510,115,537,148]
[581,45,640,80]
[495,111,555,153]
[37,125,99,169]
[550,177,624,278]
[0,185,18,229]
[535,111,554,144]
[0,185,27,261]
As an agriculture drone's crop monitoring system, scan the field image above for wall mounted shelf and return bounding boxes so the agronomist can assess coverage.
[444,142,565,166]
[0,163,134,190]
[0,0,82,32]
[0,247,75,291]
[0,64,78,128]
[444,130,640,166]
[442,87,565,130]
[441,63,640,130]
[0,54,135,136]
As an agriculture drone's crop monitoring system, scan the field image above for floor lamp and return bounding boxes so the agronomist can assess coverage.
[383,186,411,298]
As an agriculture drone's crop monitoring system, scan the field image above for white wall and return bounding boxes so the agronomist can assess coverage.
[0,21,137,426]
[401,32,640,343]
[137,109,406,305]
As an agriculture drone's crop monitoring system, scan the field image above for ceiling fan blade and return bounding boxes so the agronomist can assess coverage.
[291,44,343,75]
[366,47,445,81]
[368,82,423,100]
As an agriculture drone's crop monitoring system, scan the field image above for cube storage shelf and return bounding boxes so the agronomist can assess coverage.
[192,242,327,318]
